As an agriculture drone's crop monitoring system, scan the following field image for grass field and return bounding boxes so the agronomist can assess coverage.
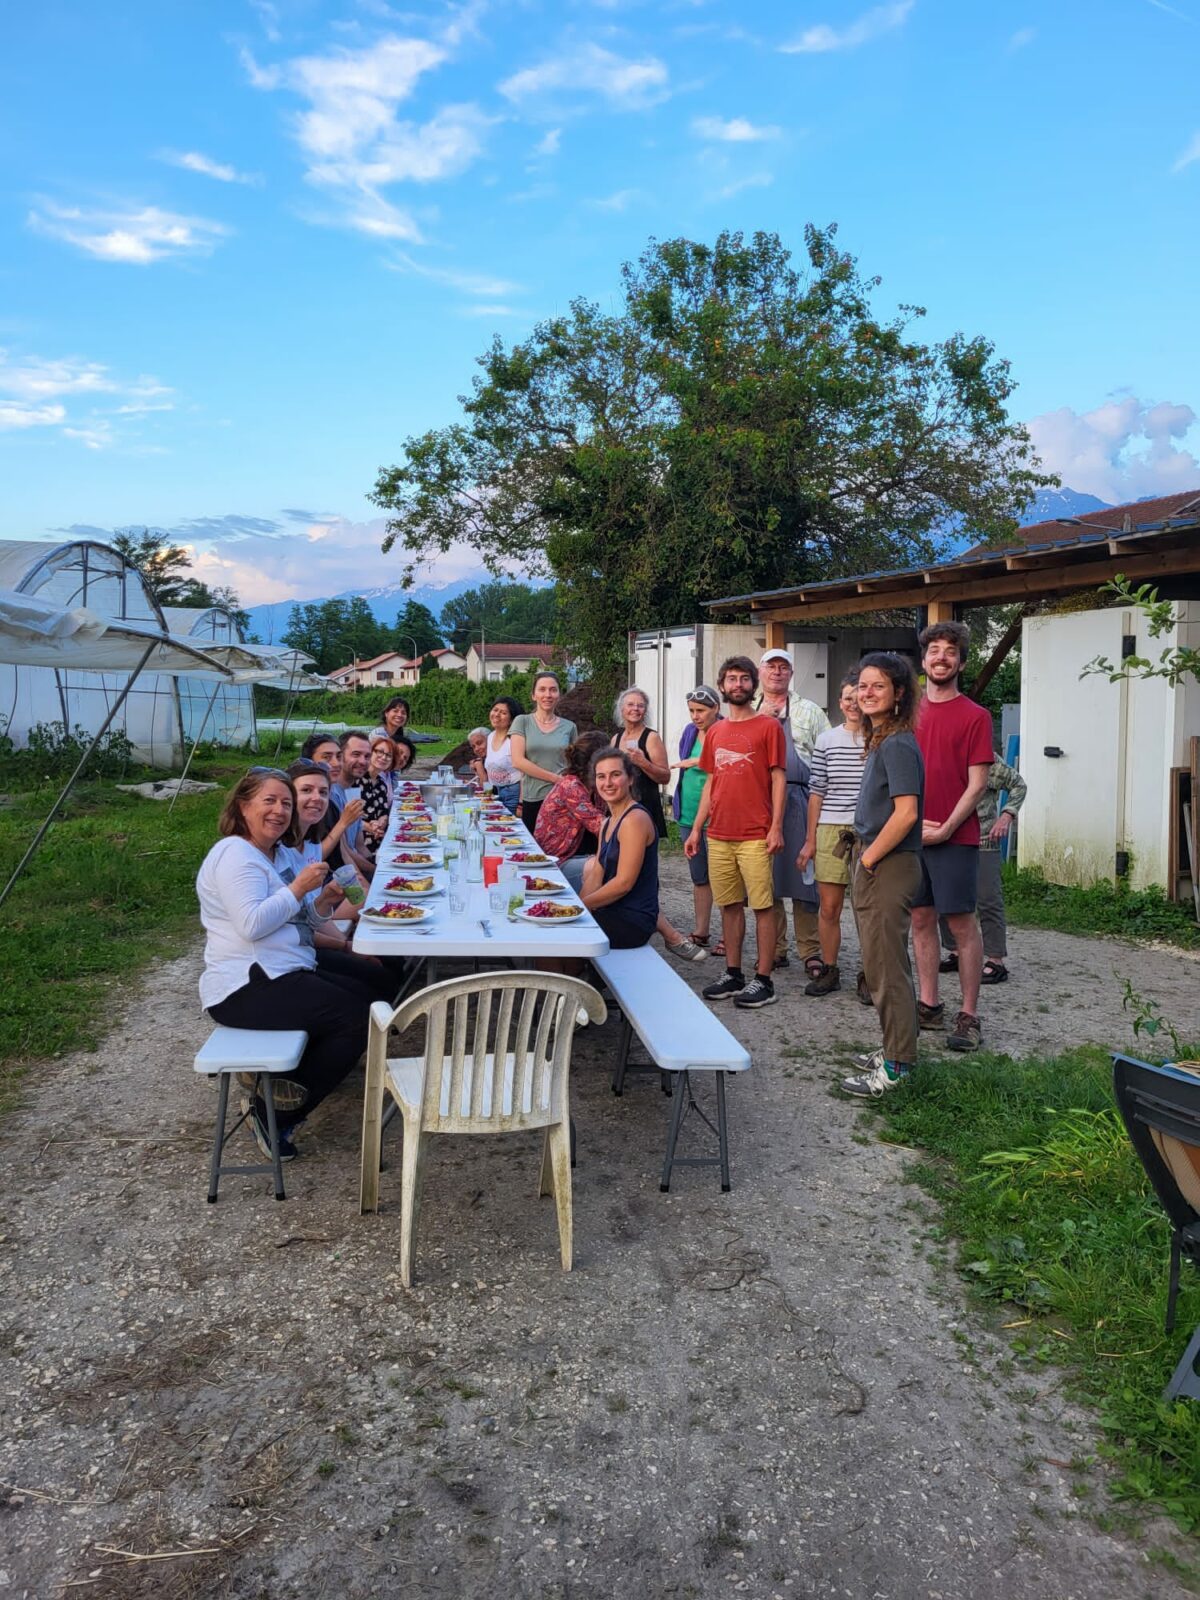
[1004,863,1200,950]
[869,1047,1200,1537]
[0,727,467,1090]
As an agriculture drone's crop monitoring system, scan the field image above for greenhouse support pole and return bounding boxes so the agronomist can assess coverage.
[167,682,223,816]
[272,658,302,759]
[0,641,158,914]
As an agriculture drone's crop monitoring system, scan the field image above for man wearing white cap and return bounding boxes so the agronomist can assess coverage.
[753,648,830,977]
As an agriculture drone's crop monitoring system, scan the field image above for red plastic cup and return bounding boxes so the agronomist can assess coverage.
[483,854,502,886]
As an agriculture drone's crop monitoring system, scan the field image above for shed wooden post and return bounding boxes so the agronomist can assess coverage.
[924,598,956,625]
[764,619,788,651]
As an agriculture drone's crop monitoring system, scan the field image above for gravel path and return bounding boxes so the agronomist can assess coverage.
[2,858,1199,1599]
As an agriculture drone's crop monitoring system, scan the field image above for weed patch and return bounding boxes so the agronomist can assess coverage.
[1003,864,1200,949]
[869,1045,1200,1531]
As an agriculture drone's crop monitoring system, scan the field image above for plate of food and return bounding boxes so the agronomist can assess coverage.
[362,900,432,922]
[514,900,584,922]
[382,875,440,897]
[506,849,552,865]
[522,874,568,894]
[386,850,437,865]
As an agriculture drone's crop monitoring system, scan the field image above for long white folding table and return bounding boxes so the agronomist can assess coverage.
[352,797,610,970]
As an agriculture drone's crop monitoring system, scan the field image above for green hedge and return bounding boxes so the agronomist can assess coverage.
[256,669,541,730]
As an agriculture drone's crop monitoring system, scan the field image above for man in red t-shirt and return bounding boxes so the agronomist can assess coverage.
[912,622,993,1051]
[685,656,785,1009]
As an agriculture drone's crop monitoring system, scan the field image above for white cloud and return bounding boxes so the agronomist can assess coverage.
[459,303,521,318]
[245,33,491,241]
[0,401,66,431]
[27,201,228,264]
[0,350,172,448]
[533,127,561,157]
[781,1,914,55]
[1007,26,1036,52]
[1172,131,1200,172]
[691,115,781,142]
[499,43,670,110]
[162,149,262,185]
[388,252,521,297]
[1026,395,1200,503]
[250,0,281,41]
[589,188,644,212]
[710,172,774,200]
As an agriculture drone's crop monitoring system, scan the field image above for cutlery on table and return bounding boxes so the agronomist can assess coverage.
[479,918,494,939]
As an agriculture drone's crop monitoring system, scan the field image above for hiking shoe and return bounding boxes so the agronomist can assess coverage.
[856,970,874,1008]
[946,1011,982,1052]
[250,1104,298,1162]
[918,1001,945,1030]
[772,954,790,971]
[703,970,746,1002]
[840,1052,911,1097]
[804,962,841,997]
[938,952,959,973]
[733,974,777,1009]
[667,936,709,964]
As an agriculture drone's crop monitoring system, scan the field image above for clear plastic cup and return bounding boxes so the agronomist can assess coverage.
[333,864,365,906]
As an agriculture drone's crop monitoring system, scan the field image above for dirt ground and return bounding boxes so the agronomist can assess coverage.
[3,857,1200,1600]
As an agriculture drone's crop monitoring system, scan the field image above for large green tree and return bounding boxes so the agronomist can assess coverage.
[439,581,558,653]
[282,597,389,674]
[373,226,1054,687]
[391,599,444,659]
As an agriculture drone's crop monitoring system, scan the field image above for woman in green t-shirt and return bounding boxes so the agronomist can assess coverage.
[510,672,578,833]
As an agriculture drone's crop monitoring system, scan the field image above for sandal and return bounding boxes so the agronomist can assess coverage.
[712,939,726,959]
[981,960,1008,984]
[690,933,710,948]
[938,952,959,973]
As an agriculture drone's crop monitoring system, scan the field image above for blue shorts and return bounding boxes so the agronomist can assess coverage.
[913,843,979,916]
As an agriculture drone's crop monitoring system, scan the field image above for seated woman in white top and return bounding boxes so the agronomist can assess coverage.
[483,695,523,813]
[196,768,383,1159]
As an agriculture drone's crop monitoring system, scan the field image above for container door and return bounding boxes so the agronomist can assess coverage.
[790,642,830,715]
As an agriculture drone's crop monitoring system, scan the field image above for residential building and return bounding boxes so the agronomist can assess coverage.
[465,641,558,683]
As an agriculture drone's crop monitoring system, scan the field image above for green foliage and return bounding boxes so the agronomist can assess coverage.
[392,598,444,658]
[1083,577,1200,687]
[282,596,391,673]
[110,529,249,628]
[440,581,559,653]
[1003,862,1200,949]
[0,721,139,786]
[256,669,543,731]
[871,1046,1200,1530]
[373,225,1054,692]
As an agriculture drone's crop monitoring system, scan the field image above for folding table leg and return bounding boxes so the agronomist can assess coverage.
[660,1071,688,1192]
[612,1016,633,1096]
[715,1071,731,1193]
[207,1073,231,1203]
[261,1079,287,1202]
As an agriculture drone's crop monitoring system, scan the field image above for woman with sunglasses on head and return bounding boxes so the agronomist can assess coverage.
[483,695,523,813]
[838,653,925,1100]
[510,671,577,833]
[196,768,380,1161]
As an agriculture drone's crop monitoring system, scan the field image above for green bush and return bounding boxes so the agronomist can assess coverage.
[1003,863,1200,949]
[0,721,141,787]
[256,669,542,731]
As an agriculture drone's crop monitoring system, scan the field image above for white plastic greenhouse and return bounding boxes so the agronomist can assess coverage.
[161,604,257,750]
[0,539,257,764]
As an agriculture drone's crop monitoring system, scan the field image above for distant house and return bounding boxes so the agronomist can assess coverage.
[465,641,559,684]
[328,646,469,690]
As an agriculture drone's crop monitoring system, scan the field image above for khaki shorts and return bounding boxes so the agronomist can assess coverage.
[814,823,853,887]
[707,836,775,911]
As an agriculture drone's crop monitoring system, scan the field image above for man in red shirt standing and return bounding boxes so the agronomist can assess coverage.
[912,622,993,1051]
[685,656,786,1009]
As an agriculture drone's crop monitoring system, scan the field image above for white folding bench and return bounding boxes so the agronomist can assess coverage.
[591,948,751,1191]
[194,1027,308,1202]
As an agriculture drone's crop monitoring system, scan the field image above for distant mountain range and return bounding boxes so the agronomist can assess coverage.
[244,574,482,646]
[243,487,1116,642]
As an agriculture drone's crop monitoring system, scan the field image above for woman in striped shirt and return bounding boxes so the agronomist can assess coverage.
[797,672,865,995]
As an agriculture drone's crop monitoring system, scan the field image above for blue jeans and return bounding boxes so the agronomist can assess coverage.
[495,781,521,814]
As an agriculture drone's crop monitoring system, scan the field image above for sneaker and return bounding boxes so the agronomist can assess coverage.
[667,936,709,964]
[733,974,777,1009]
[249,1102,298,1162]
[840,1051,911,1097]
[918,1000,945,1030]
[856,971,874,1008]
[804,962,841,997]
[772,954,790,971]
[946,1011,982,1052]
[703,970,746,1002]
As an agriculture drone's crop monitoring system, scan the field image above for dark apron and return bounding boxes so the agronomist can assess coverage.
[772,715,818,906]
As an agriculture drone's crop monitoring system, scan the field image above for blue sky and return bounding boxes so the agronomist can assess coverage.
[2,0,1199,605]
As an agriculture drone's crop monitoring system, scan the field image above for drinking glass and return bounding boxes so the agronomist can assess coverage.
[488,886,506,913]
[448,889,466,917]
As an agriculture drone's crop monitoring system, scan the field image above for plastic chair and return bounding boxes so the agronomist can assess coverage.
[360,970,606,1285]
[1113,1053,1200,1401]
